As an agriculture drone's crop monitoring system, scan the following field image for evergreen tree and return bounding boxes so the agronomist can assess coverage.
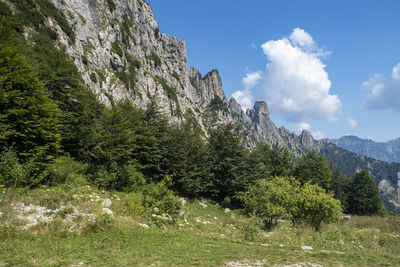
[206,123,248,204]
[294,150,332,190]
[164,112,209,197]
[349,170,382,215]
[244,142,273,183]
[269,144,295,177]
[330,164,352,213]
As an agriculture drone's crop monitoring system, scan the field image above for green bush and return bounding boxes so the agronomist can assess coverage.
[90,72,98,83]
[243,215,263,241]
[243,176,342,231]
[146,51,161,67]
[48,156,88,186]
[242,177,299,230]
[81,55,88,65]
[106,0,116,12]
[0,150,32,188]
[127,54,141,69]
[111,40,124,57]
[141,175,182,223]
[116,192,145,218]
[292,182,342,230]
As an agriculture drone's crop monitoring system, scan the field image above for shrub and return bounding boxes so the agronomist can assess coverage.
[141,175,182,223]
[106,0,116,12]
[116,192,145,218]
[146,51,161,67]
[81,55,88,65]
[90,72,98,83]
[111,40,124,57]
[243,176,342,231]
[242,177,299,230]
[47,156,88,186]
[0,149,33,188]
[127,54,141,69]
[243,215,263,241]
[292,182,342,230]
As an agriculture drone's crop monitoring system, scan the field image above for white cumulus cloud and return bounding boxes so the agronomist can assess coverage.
[362,62,400,112]
[289,28,314,47]
[257,28,341,123]
[231,71,262,110]
[347,117,357,128]
[311,130,326,140]
[294,122,311,132]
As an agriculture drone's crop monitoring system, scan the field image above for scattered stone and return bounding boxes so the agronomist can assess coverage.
[224,260,266,267]
[301,246,313,250]
[102,198,112,208]
[274,263,322,267]
[225,208,231,213]
[342,215,351,221]
[180,197,187,206]
[199,202,207,208]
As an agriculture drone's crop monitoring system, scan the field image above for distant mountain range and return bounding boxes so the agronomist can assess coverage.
[331,136,400,163]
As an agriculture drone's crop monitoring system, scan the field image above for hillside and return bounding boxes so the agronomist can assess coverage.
[1,0,400,212]
[332,135,400,163]
[319,143,400,213]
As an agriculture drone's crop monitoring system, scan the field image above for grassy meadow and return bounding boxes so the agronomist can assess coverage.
[0,186,399,266]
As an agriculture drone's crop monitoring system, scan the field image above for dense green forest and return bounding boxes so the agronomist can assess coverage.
[0,0,388,232]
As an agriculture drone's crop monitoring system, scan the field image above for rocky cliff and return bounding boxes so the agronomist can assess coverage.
[11,0,399,211]
[44,0,318,151]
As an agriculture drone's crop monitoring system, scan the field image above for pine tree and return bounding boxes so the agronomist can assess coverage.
[294,150,332,190]
[349,170,382,215]
[206,123,248,204]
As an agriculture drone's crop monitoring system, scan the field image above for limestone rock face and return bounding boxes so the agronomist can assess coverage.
[47,0,318,150]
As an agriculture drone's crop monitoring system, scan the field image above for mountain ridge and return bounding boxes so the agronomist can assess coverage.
[332,135,400,163]
[3,0,399,212]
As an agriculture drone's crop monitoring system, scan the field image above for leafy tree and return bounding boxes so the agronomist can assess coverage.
[242,176,299,229]
[243,176,342,231]
[0,42,61,177]
[294,150,332,190]
[292,182,342,230]
[349,170,383,215]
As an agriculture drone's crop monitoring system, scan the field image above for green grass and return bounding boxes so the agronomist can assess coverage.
[0,188,399,266]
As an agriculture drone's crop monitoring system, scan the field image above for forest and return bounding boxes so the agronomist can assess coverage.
[0,0,387,233]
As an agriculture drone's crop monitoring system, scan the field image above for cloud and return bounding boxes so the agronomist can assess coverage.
[347,117,357,128]
[311,130,326,140]
[231,71,262,110]
[289,28,314,47]
[231,90,253,110]
[362,62,400,112]
[256,28,341,123]
[294,122,311,132]
[243,71,262,90]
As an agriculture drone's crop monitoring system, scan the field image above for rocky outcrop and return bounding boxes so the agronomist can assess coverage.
[8,0,400,213]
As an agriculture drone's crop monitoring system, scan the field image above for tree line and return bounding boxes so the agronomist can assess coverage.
[0,0,387,230]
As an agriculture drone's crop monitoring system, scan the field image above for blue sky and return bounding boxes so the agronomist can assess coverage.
[147,0,400,141]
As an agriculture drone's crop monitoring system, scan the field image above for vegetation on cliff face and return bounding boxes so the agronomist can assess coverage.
[0,1,399,265]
